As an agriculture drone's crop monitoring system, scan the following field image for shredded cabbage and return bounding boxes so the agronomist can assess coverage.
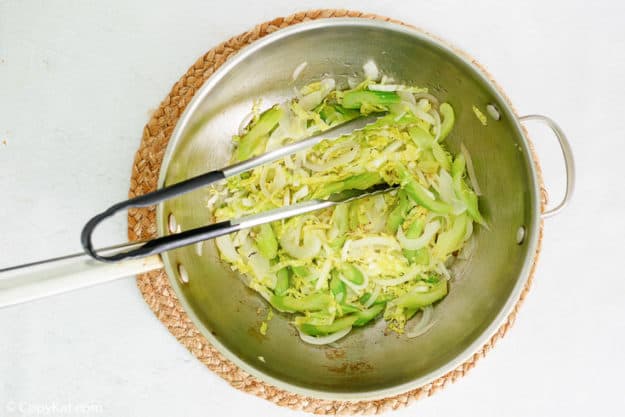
[210,62,484,344]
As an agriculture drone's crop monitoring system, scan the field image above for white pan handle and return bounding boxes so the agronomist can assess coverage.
[0,250,163,308]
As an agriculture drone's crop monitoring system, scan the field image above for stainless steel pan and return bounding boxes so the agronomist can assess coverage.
[0,19,574,400]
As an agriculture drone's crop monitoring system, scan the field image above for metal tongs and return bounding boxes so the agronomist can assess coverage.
[81,115,390,262]
[0,116,391,308]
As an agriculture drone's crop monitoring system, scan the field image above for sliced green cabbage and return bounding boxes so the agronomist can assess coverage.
[385,190,411,234]
[341,90,401,110]
[274,267,291,296]
[255,223,278,260]
[235,105,283,161]
[211,69,484,344]
[439,102,455,141]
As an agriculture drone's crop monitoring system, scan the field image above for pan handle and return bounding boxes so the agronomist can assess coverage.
[0,249,163,308]
[519,115,575,218]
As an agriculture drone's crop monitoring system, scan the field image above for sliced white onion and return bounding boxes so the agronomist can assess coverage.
[341,239,352,260]
[370,157,387,170]
[434,170,466,215]
[215,235,240,263]
[396,221,441,250]
[232,228,249,246]
[282,236,321,259]
[431,108,442,142]
[303,142,359,172]
[283,189,290,206]
[223,195,237,204]
[386,140,404,154]
[415,169,429,187]
[373,195,386,212]
[394,111,407,122]
[370,140,404,169]
[344,236,401,258]
[292,185,309,204]
[434,170,456,205]
[417,98,430,111]
[279,217,322,259]
[298,78,335,111]
[240,239,274,287]
[298,91,324,112]
[421,186,435,200]
[327,226,338,242]
[368,84,402,92]
[259,166,272,199]
[282,106,308,142]
[398,100,419,121]
[322,77,336,91]
[272,166,286,191]
[283,155,296,170]
[292,61,308,81]
[380,74,395,84]
[375,277,408,288]
[364,286,381,308]
[294,150,306,168]
[398,90,416,106]
[374,265,422,287]
[413,93,440,107]
[297,326,352,345]
[237,110,255,136]
[347,76,360,89]
[357,195,386,234]
[326,140,357,157]
[463,217,474,242]
[327,205,346,241]
[314,257,333,291]
[375,276,413,287]
[363,60,380,81]
[365,213,386,234]
[461,143,482,195]
[405,306,435,338]
[206,193,220,210]
[413,107,436,125]
[436,263,451,280]
[258,165,286,198]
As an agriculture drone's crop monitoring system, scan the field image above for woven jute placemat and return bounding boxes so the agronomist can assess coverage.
[127,9,546,414]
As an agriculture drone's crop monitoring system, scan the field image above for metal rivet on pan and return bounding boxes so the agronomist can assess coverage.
[168,213,177,234]
[516,226,526,245]
[486,104,501,121]
[178,264,189,284]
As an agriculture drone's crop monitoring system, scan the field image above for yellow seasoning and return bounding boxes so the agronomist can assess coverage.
[472,105,488,126]
[259,309,274,336]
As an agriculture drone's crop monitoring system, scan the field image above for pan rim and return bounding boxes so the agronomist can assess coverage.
[155,17,541,401]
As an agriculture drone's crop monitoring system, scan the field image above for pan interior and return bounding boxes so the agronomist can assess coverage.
[157,20,539,399]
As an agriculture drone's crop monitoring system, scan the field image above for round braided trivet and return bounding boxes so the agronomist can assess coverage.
[128,9,547,415]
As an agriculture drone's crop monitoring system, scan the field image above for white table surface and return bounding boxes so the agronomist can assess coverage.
[1,1,623,416]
